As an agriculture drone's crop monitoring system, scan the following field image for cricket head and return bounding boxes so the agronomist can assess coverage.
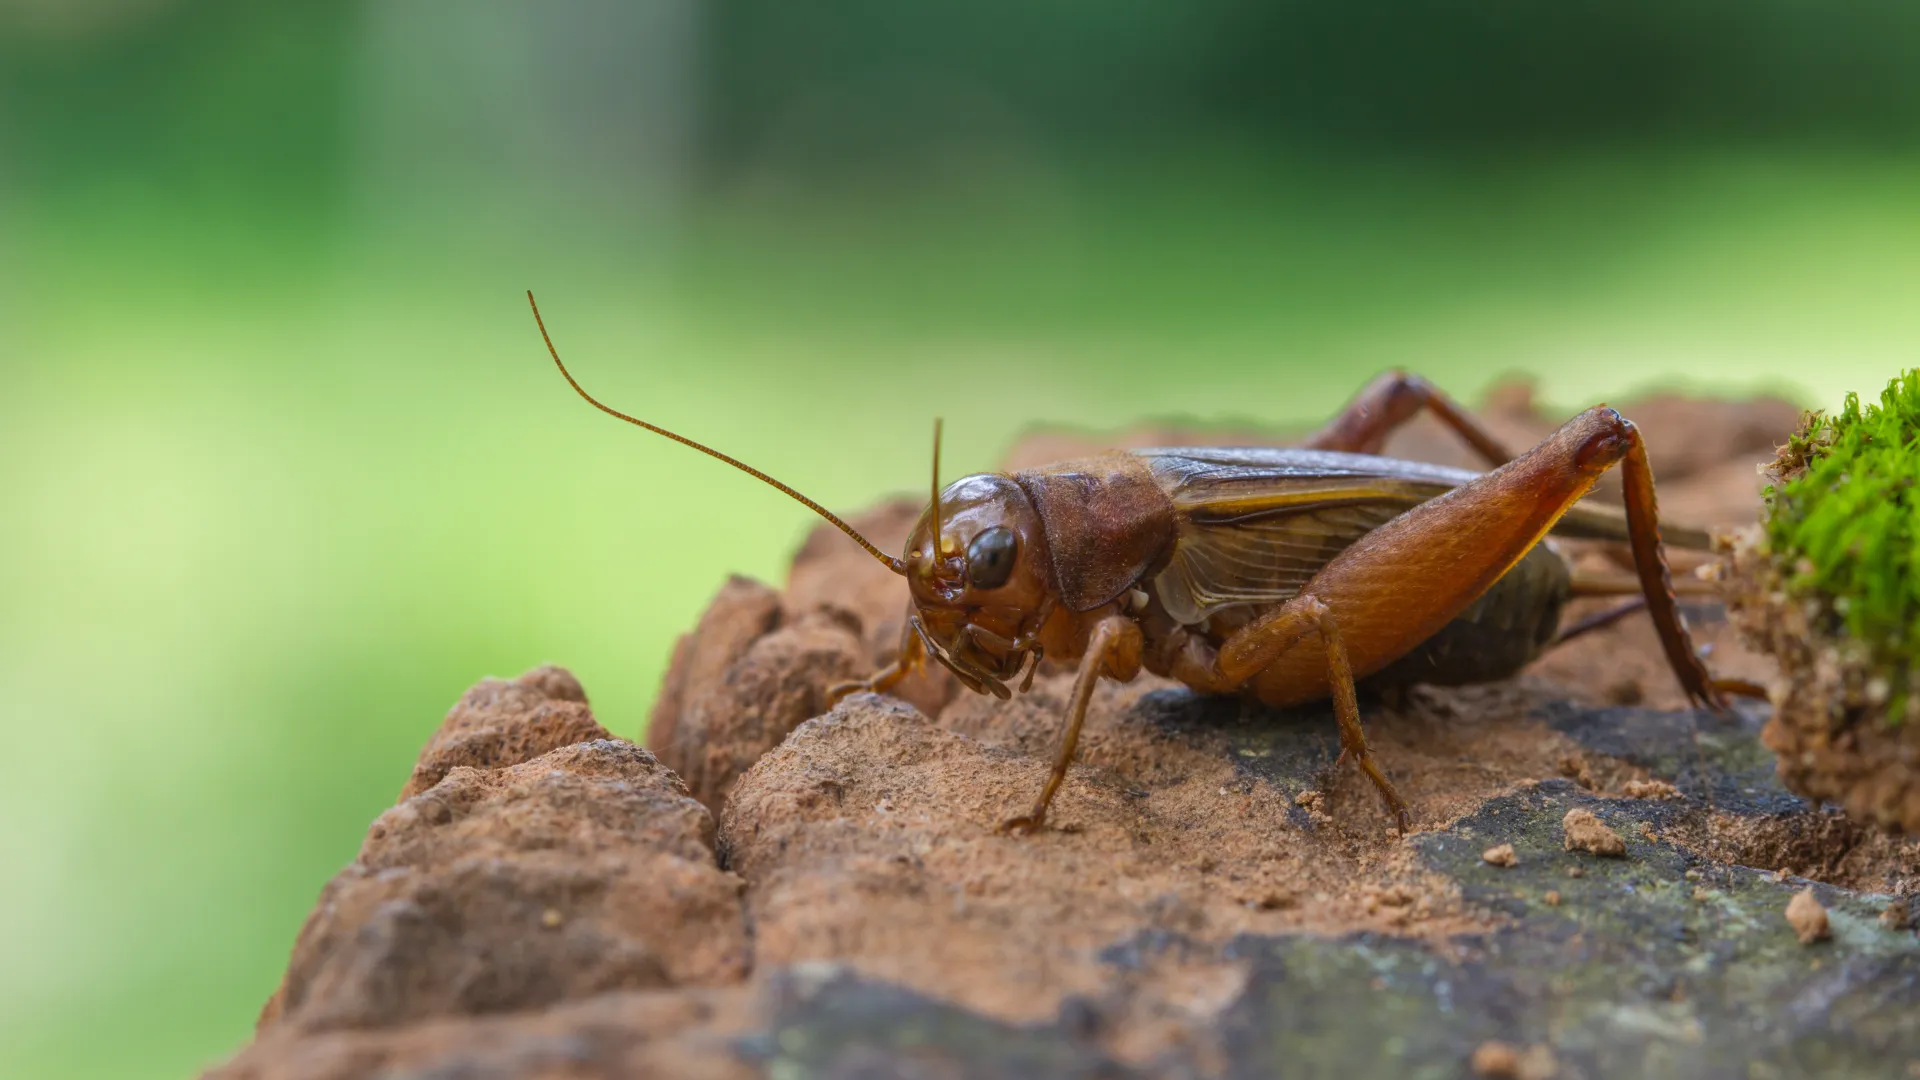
[900,471,1056,699]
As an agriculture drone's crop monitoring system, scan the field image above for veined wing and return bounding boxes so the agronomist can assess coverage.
[1139,448,1472,625]
[1135,445,1707,626]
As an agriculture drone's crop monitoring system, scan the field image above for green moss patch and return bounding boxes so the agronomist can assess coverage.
[1763,370,1920,707]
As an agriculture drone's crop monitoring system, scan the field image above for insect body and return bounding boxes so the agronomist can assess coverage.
[531,293,1728,834]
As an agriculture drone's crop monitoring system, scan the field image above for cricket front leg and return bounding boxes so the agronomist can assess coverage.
[826,608,928,704]
[1000,615,1143,834]
[1304,370,1515,468]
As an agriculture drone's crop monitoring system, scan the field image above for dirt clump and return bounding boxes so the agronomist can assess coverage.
[1471,1039,1559,1079]
[1786,887,1831,944]
[646,576,869,811]
[1883,899,1911,931]
[1482,843,1517,867]
[1561,808,1627,857]
[1623,778,1679,800]
[262,736,746,1032]
[1471,1040,1523,1077]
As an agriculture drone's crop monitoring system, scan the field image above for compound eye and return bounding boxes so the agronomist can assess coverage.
[965,526,1018,590]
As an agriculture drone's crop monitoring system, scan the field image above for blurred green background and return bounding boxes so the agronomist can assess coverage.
[3,2,1918,1075]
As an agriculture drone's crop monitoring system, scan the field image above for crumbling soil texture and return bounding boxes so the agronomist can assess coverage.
[1723,465,1920,835]
[215,385,1920,1080]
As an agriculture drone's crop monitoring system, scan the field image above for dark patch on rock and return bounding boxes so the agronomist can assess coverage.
[1213,917,1920,1080]
[1136,689,1342,786]
[1537,699,1795,815]
[1133,687,1340,825]
[739,965,1138,1080]
[1398,782,1920,1078]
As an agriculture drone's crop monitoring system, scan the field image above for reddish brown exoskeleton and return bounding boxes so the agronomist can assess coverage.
[531,292,1736,834]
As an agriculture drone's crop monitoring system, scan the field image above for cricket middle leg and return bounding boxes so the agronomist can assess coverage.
[1303,370,1516,468]
[1175,595,1411,832]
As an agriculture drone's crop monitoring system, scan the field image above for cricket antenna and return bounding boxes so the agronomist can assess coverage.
[529,291,907,576]
[928,418,946,564]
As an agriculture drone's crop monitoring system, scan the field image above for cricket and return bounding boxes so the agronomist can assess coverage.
[530,291,1739,835]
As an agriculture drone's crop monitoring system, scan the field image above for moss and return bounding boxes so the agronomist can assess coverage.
[1762,370,1920,716]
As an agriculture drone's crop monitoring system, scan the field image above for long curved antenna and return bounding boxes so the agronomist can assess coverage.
[529,291,906,576]
[929,418,945,561]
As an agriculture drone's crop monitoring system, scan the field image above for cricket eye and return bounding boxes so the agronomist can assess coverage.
[965,526,1018,590]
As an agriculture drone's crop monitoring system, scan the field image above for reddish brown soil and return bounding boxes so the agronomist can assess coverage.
[1725,511,1920,835]
[211,383,1920,1079]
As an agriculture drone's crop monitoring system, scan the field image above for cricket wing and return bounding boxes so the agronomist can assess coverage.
[1140,448,1473,625]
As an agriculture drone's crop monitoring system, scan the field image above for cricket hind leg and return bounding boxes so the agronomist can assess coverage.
[1328,405,1728,711]
[1206,406,1726,831]
[1304,370,1516,468]
[1000,615,1143,834]
[1614,422,1727,710]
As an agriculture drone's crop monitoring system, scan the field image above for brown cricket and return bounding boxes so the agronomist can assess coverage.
[530,292,1740,834]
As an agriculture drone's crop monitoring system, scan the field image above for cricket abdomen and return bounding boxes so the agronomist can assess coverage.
[1136,542,1573,706]
[1358,541,1571,691]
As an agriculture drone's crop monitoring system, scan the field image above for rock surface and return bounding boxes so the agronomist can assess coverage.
[249,670,748,1042]
[213,386,1920,1080]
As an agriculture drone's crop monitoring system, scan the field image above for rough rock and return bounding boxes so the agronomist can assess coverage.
[646,576,869,812]
[243,669,748,1049]
[399,665,605,801]
[647,502,959,814]
[216,385,1920,1080]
